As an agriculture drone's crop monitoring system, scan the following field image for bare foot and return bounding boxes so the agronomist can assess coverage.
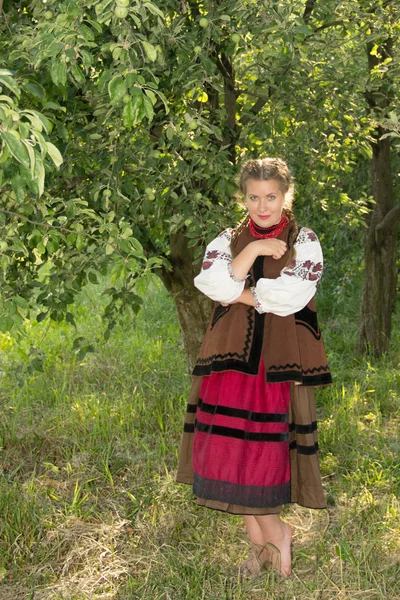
[239,551,265,579]
[275,521,292,576]
[259,521,292,577]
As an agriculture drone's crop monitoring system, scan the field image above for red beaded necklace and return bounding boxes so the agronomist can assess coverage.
[249,214,289,239]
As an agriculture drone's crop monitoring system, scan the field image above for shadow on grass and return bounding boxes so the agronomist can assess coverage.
[0,278,399,599]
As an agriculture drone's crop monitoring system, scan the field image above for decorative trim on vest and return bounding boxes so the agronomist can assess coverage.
[192,225,332,387]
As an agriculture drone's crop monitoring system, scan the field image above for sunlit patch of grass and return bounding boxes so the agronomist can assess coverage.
[0,276,399,599]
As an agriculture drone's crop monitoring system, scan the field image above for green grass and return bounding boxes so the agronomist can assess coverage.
[0,276,399,599]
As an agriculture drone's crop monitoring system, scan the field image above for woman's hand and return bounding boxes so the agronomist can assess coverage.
[221,289,256,308]
[230,238,287,282]
[252,238,287,260]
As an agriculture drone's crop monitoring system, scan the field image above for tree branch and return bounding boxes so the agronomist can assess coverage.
[214,49,238,162]
[0,206,128,258]
[240,95,270,126]
[303,0,317,23]
[0,0,12,35]
[314,20,344,33]
[187,0,200,20]
[365,38,393,111]
[0,208,102,240]
[376,204,400,235]
[240,62,291,126]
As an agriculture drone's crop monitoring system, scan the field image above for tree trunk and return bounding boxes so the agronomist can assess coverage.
[160,232,213,369]
[358,134,398,354]
[358,36,398,355]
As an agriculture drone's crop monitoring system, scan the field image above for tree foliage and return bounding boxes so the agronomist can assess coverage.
[0,0,399,360]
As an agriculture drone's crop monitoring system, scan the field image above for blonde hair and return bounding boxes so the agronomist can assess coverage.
[231,157,298,265]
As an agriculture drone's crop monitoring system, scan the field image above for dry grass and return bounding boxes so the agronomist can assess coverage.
[0,280,399,599]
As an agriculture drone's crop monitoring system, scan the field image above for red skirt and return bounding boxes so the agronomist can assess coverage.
[192,361,291,509]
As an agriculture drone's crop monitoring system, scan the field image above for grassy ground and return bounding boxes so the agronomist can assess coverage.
[0,276,399,600]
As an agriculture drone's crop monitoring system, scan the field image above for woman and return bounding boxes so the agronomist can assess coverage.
[177,158,331,577]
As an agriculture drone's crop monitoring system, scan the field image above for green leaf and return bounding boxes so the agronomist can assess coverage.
[154,89,169,114]
[108,75,127,105]
[0,143,10,165]
[85,18,103,33]
[144,88,157,105]
[76,233,84,251]
[143,95,154,121]
[122,99,134,128]
[75,344,95,361]
[0,95,13,106]
[18,122,30,139]
[34,156,45,196]
[50,61,67,87]
[141,41,157,62]
[121,227,133,239]
[70,62,86,85]
[0,72,20,98]
[20,111,43,132]
[66,311,76,326]
[130,238,143,253]
[143,2,164,17]
[23,110,52,134]
[112,47,123,61]
[0,316,15,333]
[123,93,145,128]
[21,140,35,178]
[0,131,30,169]
[88,271,99,284]
[11,175,27,203]
[97,68,111,91]
[22,82,46,100]
[36,311,48,323]
[43,101,66,112]
[46,142,63,167]
[13,295,28,310]
[32,131,48,155]
[29,357,44,372]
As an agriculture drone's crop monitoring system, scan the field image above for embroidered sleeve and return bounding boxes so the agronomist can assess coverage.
[250,287,263,313]
[283,259,323,282]
[252,228,324,316]
[194,229,246,303]
[227,261,246,283]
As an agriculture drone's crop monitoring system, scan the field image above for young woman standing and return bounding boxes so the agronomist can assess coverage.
[177,157,331,577]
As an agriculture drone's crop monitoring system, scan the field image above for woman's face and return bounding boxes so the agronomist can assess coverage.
[245,178,286,227]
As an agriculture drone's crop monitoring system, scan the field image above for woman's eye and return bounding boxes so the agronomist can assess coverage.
[268,195,276,201]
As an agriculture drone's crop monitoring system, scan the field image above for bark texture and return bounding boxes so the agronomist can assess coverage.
[358,38,398,354]
[358,135,398,354]
[160,232,213,369]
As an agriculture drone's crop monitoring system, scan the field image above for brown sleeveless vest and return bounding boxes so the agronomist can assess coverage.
[192,225,331,387]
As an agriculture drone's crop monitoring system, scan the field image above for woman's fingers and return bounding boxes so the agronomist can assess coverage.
[255,239,287,256]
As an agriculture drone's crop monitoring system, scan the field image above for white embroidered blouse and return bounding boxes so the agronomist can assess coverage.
[194,227,323,316]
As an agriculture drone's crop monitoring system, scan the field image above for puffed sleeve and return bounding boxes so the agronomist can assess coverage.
[194,229,246,303]
[250,228,324,316]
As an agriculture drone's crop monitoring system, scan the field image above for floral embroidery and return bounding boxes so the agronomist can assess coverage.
[201,250,231,270]
[202,260,213,270]
[250,287,264,314]
[284,259,323,282]
[218,229,233,241]
[295,228,318,245]
[228,262,246,283]
[206,250,219,259]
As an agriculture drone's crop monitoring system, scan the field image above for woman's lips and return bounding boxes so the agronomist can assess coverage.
[258,215,270,220]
